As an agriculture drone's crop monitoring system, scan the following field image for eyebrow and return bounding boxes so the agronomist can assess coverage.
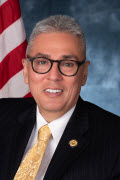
[33,53,50,58]
[32,53,79,61]
[61,55,79,61]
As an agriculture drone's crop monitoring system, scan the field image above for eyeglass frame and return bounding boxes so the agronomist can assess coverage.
[26,55,86,77]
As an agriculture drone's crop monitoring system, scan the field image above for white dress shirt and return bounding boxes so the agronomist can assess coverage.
[23,105,75,180]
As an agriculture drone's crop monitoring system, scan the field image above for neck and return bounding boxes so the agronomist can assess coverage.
[37,106,75,123]
[38,111,65,123]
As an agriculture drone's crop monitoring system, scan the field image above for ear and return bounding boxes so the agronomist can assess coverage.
[81,60,90,86]
[22,58,29,84]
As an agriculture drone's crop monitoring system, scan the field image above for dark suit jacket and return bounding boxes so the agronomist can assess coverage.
[0,97,120,180]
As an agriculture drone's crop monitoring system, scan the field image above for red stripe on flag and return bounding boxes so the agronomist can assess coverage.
[0,0,21,34]
[0,39,27,89]
[24,92,32,98]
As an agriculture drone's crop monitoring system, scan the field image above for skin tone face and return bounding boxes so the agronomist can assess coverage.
[23,32,90,122]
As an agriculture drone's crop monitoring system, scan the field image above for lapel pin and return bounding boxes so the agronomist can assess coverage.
[69,139,78,148]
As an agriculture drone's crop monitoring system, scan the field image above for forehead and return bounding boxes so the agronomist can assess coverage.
[29,32,85,59]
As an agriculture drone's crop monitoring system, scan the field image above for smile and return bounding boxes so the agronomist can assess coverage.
[45,89,62,93]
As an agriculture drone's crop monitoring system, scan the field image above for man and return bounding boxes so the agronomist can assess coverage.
[0,15,120,180]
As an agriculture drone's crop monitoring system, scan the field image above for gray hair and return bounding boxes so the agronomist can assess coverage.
[26,15,86,56]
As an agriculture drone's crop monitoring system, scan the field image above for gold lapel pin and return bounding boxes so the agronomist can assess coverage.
[69,139,78,148]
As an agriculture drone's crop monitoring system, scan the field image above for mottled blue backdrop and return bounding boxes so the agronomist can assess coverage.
[20,0,120,116]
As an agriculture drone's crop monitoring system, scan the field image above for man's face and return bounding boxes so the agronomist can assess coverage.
[23,32,90,120]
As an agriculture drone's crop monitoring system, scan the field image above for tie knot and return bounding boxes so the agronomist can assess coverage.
[38,125,51,142]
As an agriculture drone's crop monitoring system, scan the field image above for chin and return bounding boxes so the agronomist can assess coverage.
[43,103,65,112]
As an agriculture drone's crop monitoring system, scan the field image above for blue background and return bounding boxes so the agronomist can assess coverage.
[20,0,120,116]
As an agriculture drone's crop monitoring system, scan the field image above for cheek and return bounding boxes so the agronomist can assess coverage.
[64,77,82,108]
[66,75,82,96]
[28,69,44,83]
[27,71,45,96]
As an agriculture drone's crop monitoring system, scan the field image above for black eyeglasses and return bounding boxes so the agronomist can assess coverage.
[27,56,86,77]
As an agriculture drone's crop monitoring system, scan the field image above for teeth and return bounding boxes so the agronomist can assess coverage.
[45,89,62,93]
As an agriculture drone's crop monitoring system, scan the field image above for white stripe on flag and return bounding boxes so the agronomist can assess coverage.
[0,0,7,6]
[0,70,30,98]
[0,17,26,62]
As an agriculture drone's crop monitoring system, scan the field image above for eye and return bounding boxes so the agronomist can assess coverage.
[65,63,74,67]
[34,58,48,65]
[39,60,47,65]
[61,61,75,68]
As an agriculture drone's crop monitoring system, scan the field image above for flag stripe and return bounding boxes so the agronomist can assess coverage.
[0,17,26,62]
[0,40,27,89]
[0,0,7,6]
[0,0,31,98]
[24,92,32,98]
[0,0,21,33]
[0,70,30,98]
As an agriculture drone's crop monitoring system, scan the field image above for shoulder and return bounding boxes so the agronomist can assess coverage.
[0,97,35,105]
[0,98,36,129]
[0,97,36,114]
[86,100,120,121]
[85,100,120,140]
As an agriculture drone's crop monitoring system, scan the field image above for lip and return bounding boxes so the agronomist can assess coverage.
[44,88,63,97]
[44,87,63,91]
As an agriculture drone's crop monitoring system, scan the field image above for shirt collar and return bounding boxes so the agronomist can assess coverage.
[37,106,75,145]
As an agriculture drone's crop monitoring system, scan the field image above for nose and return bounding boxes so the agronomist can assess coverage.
[46,62,63,81]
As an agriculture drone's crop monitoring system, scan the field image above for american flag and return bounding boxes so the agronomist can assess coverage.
[0,0,31,98]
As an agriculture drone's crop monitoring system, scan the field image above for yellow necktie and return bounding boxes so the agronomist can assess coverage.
[14,124,51,180]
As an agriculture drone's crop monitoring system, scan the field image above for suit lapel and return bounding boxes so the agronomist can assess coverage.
[44,97,89,180]
[10,100,36,179]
